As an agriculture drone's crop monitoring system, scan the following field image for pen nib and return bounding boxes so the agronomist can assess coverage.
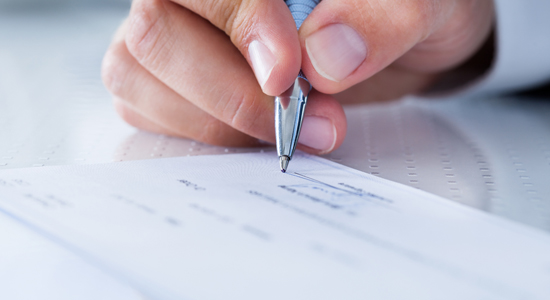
[279,155,290,173]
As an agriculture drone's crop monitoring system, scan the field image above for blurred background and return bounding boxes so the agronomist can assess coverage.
[0,0,130,9]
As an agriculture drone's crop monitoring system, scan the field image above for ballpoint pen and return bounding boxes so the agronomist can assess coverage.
[276,0,321,173]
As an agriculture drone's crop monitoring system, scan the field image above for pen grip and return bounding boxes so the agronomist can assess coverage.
[285,0,321,30]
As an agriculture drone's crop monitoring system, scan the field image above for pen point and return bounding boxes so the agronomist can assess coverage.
[279,155,290,173]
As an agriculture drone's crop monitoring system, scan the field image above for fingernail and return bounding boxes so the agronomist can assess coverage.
[248,40,277,88]
[306,24,367,82]
[298,116,336,153]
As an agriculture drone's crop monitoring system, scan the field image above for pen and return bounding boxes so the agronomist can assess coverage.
[276,0,320,173]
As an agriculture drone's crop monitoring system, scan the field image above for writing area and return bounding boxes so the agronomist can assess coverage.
[0,2,549,300]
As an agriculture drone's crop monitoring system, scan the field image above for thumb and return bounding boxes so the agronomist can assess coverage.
[170,0,301,96]
[298,0,463,94]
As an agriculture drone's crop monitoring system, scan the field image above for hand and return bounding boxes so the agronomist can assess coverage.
[102,0,495,154]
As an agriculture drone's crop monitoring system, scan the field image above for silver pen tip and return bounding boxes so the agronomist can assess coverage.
[279,155,290,173]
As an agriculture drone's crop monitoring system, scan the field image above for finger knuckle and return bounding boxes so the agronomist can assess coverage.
[202,0,238,29]
[126,0,166,63]
[227,1,257,45]
[201,0,256,46]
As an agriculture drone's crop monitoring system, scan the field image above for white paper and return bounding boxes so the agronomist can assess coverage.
[0,213,141,300]
[0,152,549,300]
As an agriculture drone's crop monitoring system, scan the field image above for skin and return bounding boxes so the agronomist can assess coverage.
[102,0,495,154]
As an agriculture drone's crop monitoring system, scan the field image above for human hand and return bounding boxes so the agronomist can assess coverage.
[102,0,495,154]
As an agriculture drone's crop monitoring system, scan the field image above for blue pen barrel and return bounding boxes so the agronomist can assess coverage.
[285,0,321,29]
[275,0,319,170]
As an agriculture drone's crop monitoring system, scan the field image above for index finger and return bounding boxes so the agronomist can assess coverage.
[170,0,302,96]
